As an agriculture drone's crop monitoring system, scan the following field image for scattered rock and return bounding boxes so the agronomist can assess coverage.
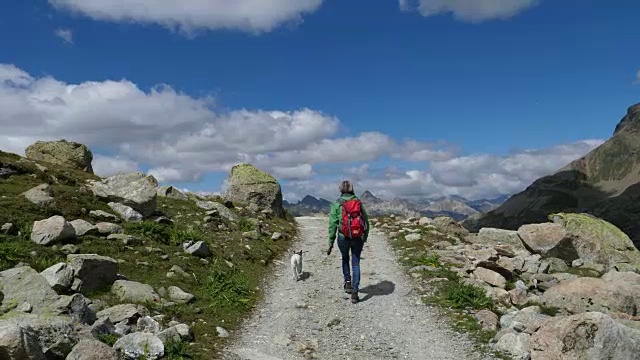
[1,222,16,235]
[473,267,507,288]
[167,286,195,304]
[0,321,45,359]
[114,332,164,360]
[17,302,33,313]
[495,332,531,360]
[217,326,230,338]
[196,201,238,221]
[69,219,98,237]
[95,222,124,235]
[137,316,161,334]
[89,172,158,217]
[404,233,422,242]
[89,210,119,222]
[67,254,118,294]
[271,232,283,240]
[474,310,499,331]
[0,266,60,314]
[60,244,79,255]
[157,185,188,201]
[22,184,55,207]
[66,339,118,360]
[30,215,76,246]
[96,304,147,325]
[40,263,74,293]
[157,324,194,345]
[418,217,433,226]
[183,241,212,258]
[25,139,93,173]
[111,280,160,303]
[107,234,142,246]
[108,202,143,222]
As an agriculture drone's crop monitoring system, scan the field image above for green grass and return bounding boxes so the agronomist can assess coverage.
[204,267,252,312]
[414,252,441,267]
[237,217,255,232]
[165,340,194,359]
[439,279,495,311]
[96,333,121,346]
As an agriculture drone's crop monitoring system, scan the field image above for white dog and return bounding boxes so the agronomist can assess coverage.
[290,250,303,281]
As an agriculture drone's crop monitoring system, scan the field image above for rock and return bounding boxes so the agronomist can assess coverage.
[167,286,195,304]
[545,257,569,273]
[404,233,422,242]
[600,271,640,310]
[25,139,93,173]
[433,216,469,238]
[1,222,16,235]
[89,317,116,337]
[476,261,515,281]
[217,326,230,338]
[113,332,164,360]
[473,267,507,288]
[196,201,238,221]
[153,216,173,225]
[30,215,76,246]
[222,163,285,218]
[518,222,567,255]
[496,332,531,360]
[96,304,146,324]
[156,324,194,344]
[22,184,55,207]
[16,302,32,313]
[0,266,60,314]
[418,217,433,226]
[474,310,499,331]
[69,219,98,237]
[67,254,118,294]
[477,228,526,250]
[52,293,96,325]
[89,210,119,222]
[243,230,260,240]
[531,312,640,359]
[523,254,542,274]
[511,306,550,334]
[183,241,212,258]
[541,276,637,316]
[168,265,190,279]
[0,321,45,360]
[89,172,158,217]
[40,263,74,293]
[66,339,118,360]
[156,185,188,201]
[0,166,18,179]
[111,280,160,303]
[60,244,79,255]
[95,222,124,236]
[509,288,529,306]
[0,314,79,359]
[271,232,283,240]
[106,234,142,246]
[137,316,161,334]
[107,202,143,222]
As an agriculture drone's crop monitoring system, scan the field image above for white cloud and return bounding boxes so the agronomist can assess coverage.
[93,154,140,177]
[54,28,73,44]
[401,0,540,22]
[0,63,447,184]
[635,70,640,84]
[48,0,323,34]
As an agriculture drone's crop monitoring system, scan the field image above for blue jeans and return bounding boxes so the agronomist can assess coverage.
[337,236,364,292]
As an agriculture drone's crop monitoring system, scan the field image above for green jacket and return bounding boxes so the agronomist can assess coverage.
[328,193,370,246]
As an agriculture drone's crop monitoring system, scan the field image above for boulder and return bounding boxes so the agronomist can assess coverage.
[25,139,93,173]
[67,254,118,294]
[157,324,194,344]
[474,310,499,331]
[113,332,164,360]
[89,172,158,217]
[496,332,531,360]
[223,163,285,218]
[183,241,212,258]
[473,267,507,288]
[167,286,195,304]
[66,339,118,360]
[157,186,188,201]
[1,314,79,359]
[1,223,16,235]
[433,216,469,238]
[22,184,55,207]
[418,217,433,226]
[511,306,551,334]
[95,222,124,235]
[530,312,640,360]
[404,233,422,242]
[107,234,142,246]
[111,280,160,303]
[89,210,119,222]
[137,316,161,334]
[30,216,76,246]
[477,228,526,252]
[96,304,147,325]
[541,276,637,316]
[40,263,74,293]
[518,222,567,255]
[107,202,143,222]
[51,293,96,325]
[69,219,98,237]
[196,201,238,221]
[0,267,60,314]
[0,321,44,360]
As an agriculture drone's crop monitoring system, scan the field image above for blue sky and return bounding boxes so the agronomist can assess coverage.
[0,0,638,201]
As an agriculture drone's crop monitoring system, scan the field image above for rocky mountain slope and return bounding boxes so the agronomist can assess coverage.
[282,195,331,216]
[470,102,640,246]
[0,140,297,360]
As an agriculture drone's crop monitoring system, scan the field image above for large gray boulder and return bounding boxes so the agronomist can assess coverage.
[96,304,147,325]
[0,321,44,360]
[531,312,640,359]
[30,215,76,246]
[223,163,285,217]
[113,332,164,360]
[111,280,160,304]
[22,184,55,207]
[69,219,98,237]
[89,172,158,217]
[108,202,143,222]
[196,201,238,222]
[67,254,118,294]
[0,267,60,314]
[25,139,93,173]
[40,263,74,293]
[66,339,118,360]
[157,186,188,201]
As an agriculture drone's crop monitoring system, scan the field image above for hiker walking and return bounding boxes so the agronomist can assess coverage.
[327,180,370,303]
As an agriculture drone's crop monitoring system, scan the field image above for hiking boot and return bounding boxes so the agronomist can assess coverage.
[344,281,352,294]
[351,291,360,304]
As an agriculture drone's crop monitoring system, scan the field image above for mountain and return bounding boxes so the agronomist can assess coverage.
[421,197,479,220]
[470,102,640,246]
[359,192,423,218]
[283,195,332,216]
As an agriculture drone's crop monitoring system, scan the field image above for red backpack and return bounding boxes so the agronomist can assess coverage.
[338,198,367,239]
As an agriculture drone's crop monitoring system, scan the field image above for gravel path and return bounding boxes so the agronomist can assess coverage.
[223,216,490,360]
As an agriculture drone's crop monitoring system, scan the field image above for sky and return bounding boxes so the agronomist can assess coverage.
[0,0,639,202]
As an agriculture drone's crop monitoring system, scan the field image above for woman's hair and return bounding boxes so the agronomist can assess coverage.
[339,180,354,194]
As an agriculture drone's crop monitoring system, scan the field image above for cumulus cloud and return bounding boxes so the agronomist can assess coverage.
[283,139,604,202]
[635,70,640,84]
[0,63,446,184]
[93,154,140,177]
[54,28,73,44]
[48,0,323,34]
[400,0,540,22]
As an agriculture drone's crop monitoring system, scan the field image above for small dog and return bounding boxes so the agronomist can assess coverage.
[290,250,303,281]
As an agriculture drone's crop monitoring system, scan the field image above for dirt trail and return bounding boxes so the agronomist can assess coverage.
[223,216,490,360]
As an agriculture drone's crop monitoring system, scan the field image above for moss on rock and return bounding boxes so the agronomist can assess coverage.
[228,163,277,185]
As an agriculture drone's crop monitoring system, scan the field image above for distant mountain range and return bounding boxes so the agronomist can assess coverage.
[283,191,510,220]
